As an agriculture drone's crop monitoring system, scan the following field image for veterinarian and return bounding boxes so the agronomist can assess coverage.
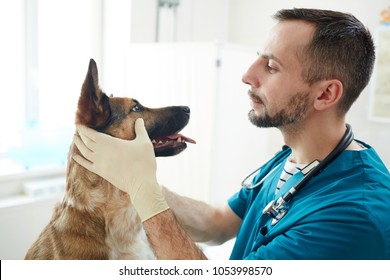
[74,8,390,259]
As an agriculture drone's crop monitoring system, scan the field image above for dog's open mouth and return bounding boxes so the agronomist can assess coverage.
[151,133,196,157]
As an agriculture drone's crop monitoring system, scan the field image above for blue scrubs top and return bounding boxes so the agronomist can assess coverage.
[228,142,390,260]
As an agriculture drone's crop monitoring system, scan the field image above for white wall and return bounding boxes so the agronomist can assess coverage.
[228,0,388,46]
[130,0,230,43]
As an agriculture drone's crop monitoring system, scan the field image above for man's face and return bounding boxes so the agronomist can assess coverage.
[242,20,316,128]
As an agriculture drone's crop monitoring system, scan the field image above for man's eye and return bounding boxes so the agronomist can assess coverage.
[132,104,144,112]
[267,64,277,74]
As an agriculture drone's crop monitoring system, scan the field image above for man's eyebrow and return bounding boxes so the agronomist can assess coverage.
[257,52,284,67]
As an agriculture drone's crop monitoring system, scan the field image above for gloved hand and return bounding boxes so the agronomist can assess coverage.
[72,118,169,221]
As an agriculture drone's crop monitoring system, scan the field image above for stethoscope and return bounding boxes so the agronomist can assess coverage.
[241,124,354,225]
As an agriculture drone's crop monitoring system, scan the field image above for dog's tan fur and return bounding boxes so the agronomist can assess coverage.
[25,59,191,259]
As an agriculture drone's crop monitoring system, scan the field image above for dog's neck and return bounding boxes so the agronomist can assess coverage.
[65,142,128,212]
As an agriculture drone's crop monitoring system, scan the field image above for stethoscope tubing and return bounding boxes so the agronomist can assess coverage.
[243,124,355,224]
[282,123,354,204]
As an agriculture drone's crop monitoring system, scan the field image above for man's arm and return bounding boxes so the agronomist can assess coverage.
[162,187,242,245]
[143,188,241,259]
[143,209,207,259]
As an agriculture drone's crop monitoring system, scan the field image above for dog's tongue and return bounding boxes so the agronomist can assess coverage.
[167,133,196,144]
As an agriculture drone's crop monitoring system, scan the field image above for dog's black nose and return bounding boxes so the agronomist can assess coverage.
[181,106,190,115]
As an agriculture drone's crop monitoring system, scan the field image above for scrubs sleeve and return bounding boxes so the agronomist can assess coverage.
[227,188,250,220]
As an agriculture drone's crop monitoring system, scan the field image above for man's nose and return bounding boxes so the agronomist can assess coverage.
[242,62,260,88]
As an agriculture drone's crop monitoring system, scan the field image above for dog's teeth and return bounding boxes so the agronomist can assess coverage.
[177,137,182,143]
[152,140,157,144]
[158,140,163,144]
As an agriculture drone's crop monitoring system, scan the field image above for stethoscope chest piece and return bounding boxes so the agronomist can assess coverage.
[263,198,289,225]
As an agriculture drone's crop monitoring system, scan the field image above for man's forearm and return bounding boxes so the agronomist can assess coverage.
[161,187,239,245]
[143,209,207,260]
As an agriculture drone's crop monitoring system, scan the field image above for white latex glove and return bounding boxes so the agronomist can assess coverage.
[73,118,169,221]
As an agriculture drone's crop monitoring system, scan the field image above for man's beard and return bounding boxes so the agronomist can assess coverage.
[248,91,310,128]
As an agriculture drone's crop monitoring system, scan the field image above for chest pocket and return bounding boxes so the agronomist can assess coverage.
[250,220,274,253]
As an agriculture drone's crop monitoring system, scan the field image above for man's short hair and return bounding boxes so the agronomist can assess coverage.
[274,8,375,115]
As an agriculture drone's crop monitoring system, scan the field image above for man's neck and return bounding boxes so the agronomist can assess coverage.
[280,120,349,164]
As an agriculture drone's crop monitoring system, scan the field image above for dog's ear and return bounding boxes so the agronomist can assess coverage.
[76,59,111,129]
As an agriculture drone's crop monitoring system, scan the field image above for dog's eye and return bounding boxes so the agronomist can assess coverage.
[131,104,144,112]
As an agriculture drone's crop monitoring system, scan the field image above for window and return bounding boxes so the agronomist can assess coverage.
[0,0,103,175]
[0,0,24,156]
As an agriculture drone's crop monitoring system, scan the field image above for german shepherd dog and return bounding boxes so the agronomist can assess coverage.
[25,59,195,259]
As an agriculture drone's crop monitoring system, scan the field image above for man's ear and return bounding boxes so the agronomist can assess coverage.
[313,79,343,111]
[76,59,111,128]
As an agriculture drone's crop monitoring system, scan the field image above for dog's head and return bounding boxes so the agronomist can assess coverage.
[75,59,195,157]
